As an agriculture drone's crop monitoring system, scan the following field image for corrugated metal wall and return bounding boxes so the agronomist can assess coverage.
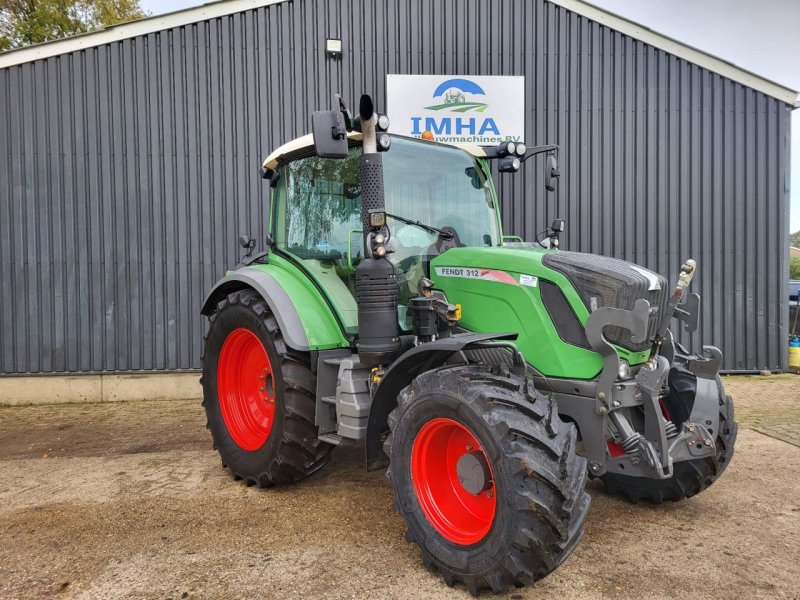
[0,0,791,374]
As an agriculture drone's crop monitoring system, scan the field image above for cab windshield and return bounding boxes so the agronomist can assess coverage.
[383,138,500,248]
[271,136,500,332]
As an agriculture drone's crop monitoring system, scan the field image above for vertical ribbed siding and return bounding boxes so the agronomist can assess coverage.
[0,0,791,374]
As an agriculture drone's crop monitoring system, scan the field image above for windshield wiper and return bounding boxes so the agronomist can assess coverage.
[386,213,454,239]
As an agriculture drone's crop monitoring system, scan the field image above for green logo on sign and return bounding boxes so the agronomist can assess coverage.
[425,78,489,113]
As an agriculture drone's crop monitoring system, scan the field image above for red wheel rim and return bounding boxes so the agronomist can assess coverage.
[411,418,496,545]
[217,328,276,451]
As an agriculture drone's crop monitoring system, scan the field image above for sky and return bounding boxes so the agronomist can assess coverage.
[140,0,800,234]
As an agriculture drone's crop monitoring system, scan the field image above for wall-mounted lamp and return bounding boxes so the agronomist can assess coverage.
[326,38,342,56]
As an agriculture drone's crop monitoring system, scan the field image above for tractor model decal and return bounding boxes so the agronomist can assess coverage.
[434,266,519,286]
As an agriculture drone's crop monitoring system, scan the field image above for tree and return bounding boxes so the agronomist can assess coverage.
[791,256,800,280]
[791,229,800,248]
[0,0,146,52]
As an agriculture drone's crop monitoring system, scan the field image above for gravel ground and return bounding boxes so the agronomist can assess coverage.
[0,375,798,599]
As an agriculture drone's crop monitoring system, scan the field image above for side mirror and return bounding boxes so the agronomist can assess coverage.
[545,155,560,192]
[498,156,521,173]
[311,110,349,159]
[238,234,256,258]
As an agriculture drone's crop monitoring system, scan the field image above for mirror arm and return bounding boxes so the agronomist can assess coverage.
[336,93,354,131]
[483,144,559,162]
[520,144,560,162]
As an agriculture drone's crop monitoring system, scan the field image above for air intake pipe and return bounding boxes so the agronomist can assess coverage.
[355,95,400,367]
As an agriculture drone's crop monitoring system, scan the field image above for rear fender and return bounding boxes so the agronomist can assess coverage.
[201,266,347,352]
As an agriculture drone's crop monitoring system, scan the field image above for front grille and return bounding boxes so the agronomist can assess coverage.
[542,252,668,351]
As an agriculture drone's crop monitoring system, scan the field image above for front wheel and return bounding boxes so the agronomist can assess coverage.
[385,365,590,595]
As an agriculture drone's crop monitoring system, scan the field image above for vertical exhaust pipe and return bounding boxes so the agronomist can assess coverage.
[355,95,400,367]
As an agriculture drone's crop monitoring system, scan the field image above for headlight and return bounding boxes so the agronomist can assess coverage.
[498,156,520,173]
[618,360,631,380]
[368,210,386,227]
[498,141,517,156]
[515,142,526,156]
[377,114,390,131]
[377,132,392,151]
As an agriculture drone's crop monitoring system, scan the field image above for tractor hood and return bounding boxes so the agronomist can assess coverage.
[428,246,666,378]
[540,251,668,351]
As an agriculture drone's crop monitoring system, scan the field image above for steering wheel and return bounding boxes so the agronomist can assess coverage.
[395,224,435,248]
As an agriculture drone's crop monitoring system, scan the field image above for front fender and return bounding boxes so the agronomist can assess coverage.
[365,332,517,471]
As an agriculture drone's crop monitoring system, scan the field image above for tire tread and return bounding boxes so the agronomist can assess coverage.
[202,289,333,488]
[385,365,590,595]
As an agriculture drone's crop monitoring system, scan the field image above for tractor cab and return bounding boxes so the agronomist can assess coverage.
[264,134,501,332]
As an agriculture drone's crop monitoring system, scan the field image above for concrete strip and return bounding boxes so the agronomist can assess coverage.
[102,373,202,403]
[0,373,202,406]
[0,375,102,406]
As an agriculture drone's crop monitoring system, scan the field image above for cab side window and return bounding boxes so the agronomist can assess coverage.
[272,147,363,332]
[276,148,362,259]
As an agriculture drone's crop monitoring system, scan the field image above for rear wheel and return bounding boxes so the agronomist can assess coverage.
[202,289,333,486]
[385,365,590,595]
[601,379,737,503]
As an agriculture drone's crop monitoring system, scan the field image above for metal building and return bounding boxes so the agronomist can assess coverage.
[0,0,796,375]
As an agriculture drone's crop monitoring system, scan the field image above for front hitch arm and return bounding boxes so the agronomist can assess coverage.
[668,421,717,463]
[584,298,650,415]
[604,355,716,479]
[635,356,672,477]
[684,346,723,380]
[674,292,700,333]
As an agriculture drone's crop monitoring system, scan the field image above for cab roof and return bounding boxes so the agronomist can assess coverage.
[262,132,489,170]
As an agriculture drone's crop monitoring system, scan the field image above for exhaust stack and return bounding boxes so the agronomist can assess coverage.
[310,93,399,367]
[354,95,400,367]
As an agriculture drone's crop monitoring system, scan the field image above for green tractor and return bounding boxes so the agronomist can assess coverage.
[200,94,737,594]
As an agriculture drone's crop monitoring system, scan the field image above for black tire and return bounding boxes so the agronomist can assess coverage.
[201,289,333,486]
[601,378,738,503]
[385,365,590,595]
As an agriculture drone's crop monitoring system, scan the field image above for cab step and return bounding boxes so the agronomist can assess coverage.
[318,432,342,445]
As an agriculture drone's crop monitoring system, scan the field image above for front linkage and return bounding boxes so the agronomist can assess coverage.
[564,259,732,483]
